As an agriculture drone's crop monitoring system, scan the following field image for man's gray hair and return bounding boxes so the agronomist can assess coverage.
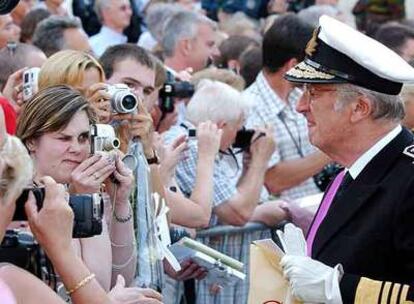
[160,11,216,58]
[32,15,82,57]
[94,0,112,23]
[186,79,251,125]
[145,3,181,42]
[336,84,405,122]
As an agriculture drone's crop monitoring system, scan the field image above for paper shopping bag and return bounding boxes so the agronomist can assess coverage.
[248,240,302,304]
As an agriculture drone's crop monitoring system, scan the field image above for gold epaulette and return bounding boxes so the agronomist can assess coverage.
[355,277,414,304]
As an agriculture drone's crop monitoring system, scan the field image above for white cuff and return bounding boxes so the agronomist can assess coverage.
[325,264,343,304]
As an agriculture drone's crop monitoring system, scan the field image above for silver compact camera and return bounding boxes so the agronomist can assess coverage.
[90,124,120,154]
[106,84,138,114]
[22,67,40,101]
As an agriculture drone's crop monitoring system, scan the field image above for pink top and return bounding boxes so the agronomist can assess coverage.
[306,170,345,256]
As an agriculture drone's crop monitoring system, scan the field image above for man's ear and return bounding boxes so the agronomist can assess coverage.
[350,95,372,123]
[216,120,226,129]
[285,58,298,71]
[178,38,192,57]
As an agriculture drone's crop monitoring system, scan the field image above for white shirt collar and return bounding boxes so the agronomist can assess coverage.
[348,125,402,179]
[100,26,127,42]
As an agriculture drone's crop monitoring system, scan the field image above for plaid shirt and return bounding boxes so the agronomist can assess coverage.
[243,72,321,200]
[163,122,237,226]
[163,121,273,304]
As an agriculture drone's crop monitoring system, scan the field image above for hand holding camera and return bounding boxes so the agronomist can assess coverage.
[196,121,222,159]
[104,153,134,205]
[22,67,40,102]
[249,127,276,166]
[113,102,155,156]
[85,83,112,124]
[70,124,121,195]
[89,123,133,203]
[24,176,74,258]
[159,134,188,186]
[70,153,116,194]
[2,67,27,112]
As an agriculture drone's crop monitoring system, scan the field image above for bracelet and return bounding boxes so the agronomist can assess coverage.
[112,251,136,270]
[66,273,95,296]
[113,203,133,223]
[111,238,136,248]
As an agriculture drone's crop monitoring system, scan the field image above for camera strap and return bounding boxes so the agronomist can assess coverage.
[277,111,304,158]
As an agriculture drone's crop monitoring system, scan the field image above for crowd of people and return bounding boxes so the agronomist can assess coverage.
[1,0,414,304]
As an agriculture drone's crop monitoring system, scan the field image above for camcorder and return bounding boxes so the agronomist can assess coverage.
[22,67,40,102]
[13,187,103,238]
[159,72,195,113]
[107,84,139,114]
[90,123,120,155]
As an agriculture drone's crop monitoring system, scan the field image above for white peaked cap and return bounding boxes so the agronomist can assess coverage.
[285,15,414,95]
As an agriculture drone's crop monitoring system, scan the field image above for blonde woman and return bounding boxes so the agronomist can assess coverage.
[38,50,111,123]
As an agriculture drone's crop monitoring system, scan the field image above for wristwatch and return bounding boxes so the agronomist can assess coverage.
[146,150,159,165]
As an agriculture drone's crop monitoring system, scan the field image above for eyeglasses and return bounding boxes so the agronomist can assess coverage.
[304,84,339,96]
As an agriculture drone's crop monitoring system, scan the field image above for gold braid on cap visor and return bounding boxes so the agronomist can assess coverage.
[286,62,336,80]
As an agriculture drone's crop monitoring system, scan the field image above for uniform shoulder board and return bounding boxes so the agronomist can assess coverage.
[403,145,414,160]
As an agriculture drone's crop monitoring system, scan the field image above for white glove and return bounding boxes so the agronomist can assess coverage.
[277,223,307,256]
[280,255,343,304]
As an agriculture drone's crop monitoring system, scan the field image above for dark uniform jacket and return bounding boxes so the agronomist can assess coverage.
[309,128,414,304]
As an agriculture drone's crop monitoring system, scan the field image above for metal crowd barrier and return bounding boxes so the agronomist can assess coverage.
[195,221,288,248]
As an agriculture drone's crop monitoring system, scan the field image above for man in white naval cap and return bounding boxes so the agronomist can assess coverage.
[277,15,414,304]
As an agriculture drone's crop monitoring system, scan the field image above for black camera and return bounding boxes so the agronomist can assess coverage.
[233,128,256,150]
[189,127,258,151]
[14,188,103,238]
[0,229,42,278]
[159,76,195,113]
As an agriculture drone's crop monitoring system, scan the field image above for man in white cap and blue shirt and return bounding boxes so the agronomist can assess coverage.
[277,15,414,304]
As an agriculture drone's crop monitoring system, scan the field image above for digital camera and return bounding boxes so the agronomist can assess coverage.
[13,187,103,238]
[90,124,120,155]
[22,67,40,101]
[107,84,138,114]
[159,80,195,113]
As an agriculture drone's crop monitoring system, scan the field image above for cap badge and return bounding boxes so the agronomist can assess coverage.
[305,27,320,57]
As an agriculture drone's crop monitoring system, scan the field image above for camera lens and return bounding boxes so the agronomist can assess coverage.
[121,95,137,111]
